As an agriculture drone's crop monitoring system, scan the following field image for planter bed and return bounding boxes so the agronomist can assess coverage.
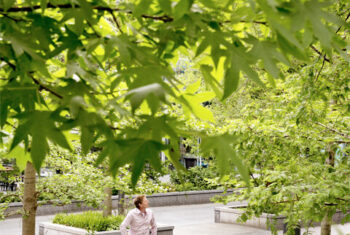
[39,222,174,235]
[215,205,347,230]
[215,205,285,230]
[6,189,237,218]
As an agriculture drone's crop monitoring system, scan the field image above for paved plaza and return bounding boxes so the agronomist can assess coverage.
[1,203,350,235]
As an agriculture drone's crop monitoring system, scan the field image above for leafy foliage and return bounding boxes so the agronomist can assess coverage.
[169,165,234,191]
[37,145,170,207]
[1,0,348,186]
[53,211,124,232]
[209,51,350,232]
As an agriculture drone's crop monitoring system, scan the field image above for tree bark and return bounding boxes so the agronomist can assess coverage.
[118,191,126,216]
[321,214,331,235]
[103,187,112,217]
[320,144,335,235]
[22,161,37,235]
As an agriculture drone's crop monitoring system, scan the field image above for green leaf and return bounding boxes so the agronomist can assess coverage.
[81,126,94,155]
[200,65,222,98]
[40,0,48,13]
[158,0,172,14]
[46,128,71,151]
[5,146,31,172]
[245,36,282,78]
[194,91,216,103]
[341,213,350,224]
[270,21,304,51]
[3,0,16,11]
[164,143,186,172]
[146,93,160,115]
[105,139,166,187]
[195,37,210,58]
[185,79,201,93]
[277,33,307,61]
[0,130,8,146]
[130,140,165,186]
[69,96,87,118]
[137,115,180,141]
[10,111,71,172]
[76,0,95,25]
[223,47,265,99]
[223,66,239,100]
[95,142,111,167]
[10,121,31,151]
[198,0,216,8]
[126,83,166,113]
[31,131,49,173]
[0,99,8,128]
[305,0,332,51]
[134,0,153,18]
[201,134,250,187]
[174,0,192,19]
[183,94,215,122]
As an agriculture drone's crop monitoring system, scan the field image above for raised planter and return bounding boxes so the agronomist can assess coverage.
[215,205,347,231]
[146,189,235,207]
[39,222,174,235]
[215,205,285,230]
[5,189,236,218]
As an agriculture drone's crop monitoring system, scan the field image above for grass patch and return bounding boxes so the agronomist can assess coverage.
[53,211,124,232]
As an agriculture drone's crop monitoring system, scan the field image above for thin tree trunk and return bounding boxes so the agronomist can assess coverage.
[118,191,126,216]
[103,187,112,217]
[320,145,335,235]
[321,213,331,235]
[22,161,37,235]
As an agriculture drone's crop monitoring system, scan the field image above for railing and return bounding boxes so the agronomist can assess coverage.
[0,182,17,192]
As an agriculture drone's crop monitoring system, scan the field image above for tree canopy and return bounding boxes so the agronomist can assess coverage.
[0,0,349,186]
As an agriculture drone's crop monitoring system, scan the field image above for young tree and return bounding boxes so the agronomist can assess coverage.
[209,54,350,234]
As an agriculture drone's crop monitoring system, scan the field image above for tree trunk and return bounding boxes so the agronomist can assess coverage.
[321,214,331,235]
[320,145,335,235]
[118,191,126,216]
[103,187,112,217]
[22,161,37,235]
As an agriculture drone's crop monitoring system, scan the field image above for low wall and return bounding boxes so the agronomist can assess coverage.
[215,205,347,230]
[215,205,285,230]
[5,189,234,218]
[39,222,174,235]
[146,189,233,207]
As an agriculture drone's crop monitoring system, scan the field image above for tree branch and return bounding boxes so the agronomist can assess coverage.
[87,21,102,38]
[315,122,350,139]
[31,77,63,99]
[0,57,16,70]
[0,192,20,201]
[310,45,330,63]
[1,57,64,99]
[0,4,173,22]
[107,9,124,33]
[314,54,326,81]
[1,4,269,25]
[0,12,26,22]
[238,20,267,25]
[336,10,350,34]
[1,3,121,12]
[249,172,259,187]
[312,9,350,74]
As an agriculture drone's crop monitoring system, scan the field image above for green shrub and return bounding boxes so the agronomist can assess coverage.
[170,166,218,191]
[53,211,124,232]
[0,192,21,203]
